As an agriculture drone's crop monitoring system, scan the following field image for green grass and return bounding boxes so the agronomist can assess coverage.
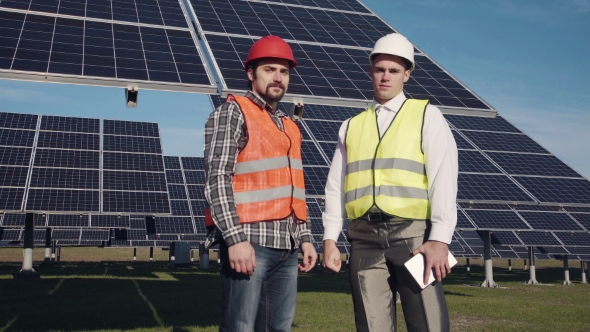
[1,247,590,331]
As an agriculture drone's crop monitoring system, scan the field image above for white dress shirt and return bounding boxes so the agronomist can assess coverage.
[322,92,458,244]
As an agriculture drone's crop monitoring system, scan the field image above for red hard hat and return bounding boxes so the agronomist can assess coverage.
[244,35,297,71]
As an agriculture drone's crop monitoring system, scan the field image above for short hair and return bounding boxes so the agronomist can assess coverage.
[247,60,258,90]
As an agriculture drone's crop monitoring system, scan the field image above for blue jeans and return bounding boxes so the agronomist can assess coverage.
[219,243,299,332]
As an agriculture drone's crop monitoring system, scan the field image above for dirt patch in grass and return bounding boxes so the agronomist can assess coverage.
[451,315,513,331]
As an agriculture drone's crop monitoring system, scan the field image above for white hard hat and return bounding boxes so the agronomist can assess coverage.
[369,33,415,72]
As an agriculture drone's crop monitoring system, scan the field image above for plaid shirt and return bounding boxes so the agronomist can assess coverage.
[203,91,312,249]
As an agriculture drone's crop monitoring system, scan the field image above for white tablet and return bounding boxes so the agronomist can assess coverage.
[404,252,457,289]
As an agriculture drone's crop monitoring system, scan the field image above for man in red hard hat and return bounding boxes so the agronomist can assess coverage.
[203,35,317,331]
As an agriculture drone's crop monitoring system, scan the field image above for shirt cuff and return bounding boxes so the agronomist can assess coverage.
[300,231,312,244]
[428,223,454,244]
[222,225,247,247]
[323,224,342,242]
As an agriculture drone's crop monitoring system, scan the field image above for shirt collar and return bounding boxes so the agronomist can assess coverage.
[245,91,286,117]
[372,91,407,113]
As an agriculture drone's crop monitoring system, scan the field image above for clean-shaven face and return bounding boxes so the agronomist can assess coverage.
[370,54,410,104]
[248,58,290,104]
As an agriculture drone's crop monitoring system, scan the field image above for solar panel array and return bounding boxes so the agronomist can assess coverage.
[0,0,216,93]
[189,0,491,110]
[0,111,171,214]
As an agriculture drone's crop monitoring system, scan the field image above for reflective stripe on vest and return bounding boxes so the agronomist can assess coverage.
[204,95,306,227]
[344,99,431,220]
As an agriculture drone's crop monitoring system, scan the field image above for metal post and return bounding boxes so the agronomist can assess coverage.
[480,231,499,288]
[190,250,194,262]
[44,228,52,263]
[199,243,209,269]
[149,247,154,262]
[14,213,40,278]
[524,259,528,271]
[133,248,137,263]
[170,242,176,268]
[57,246,61,263]
[346,254,349,265]
[526,246,539,284]
[51,240,56,261]
[466,258,471,276]
[562,255,573,286]
[581,261,587,284]
[508,259,512,272]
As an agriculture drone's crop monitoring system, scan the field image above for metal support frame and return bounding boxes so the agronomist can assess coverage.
[14,213,40,279]
[149,247,154,262]
[133,248,137,263]
[57,246,61,263]
[51,240,56,261]
[508,259,512,272]
[526,246,539,284]
[44,227,52,263]
[562,255,573,286]
[524,259,528,271]
[190,250,194,262]
[199,243,209,269]
[466,258,471,276]
[581,261,587,284]
[480,231,499,288]
[125,88,139,108]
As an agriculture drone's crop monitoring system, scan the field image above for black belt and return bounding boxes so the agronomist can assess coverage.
[362,212,392,222]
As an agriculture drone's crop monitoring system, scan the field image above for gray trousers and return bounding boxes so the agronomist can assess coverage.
[347,218,450,332]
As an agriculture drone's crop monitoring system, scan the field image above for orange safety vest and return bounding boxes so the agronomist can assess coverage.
[205,95,307,227]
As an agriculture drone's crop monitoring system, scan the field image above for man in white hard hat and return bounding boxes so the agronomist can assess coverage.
[321,33,458,331]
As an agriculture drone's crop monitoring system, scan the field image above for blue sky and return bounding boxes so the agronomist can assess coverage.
[1,0,589,178]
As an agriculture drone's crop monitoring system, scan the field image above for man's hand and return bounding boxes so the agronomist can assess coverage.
[412,240,451,285]
[228,241,256,276]
[299,242,317,272]
[322,240,342,273]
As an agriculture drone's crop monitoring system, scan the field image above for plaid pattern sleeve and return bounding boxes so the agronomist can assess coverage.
[203,100,247,247]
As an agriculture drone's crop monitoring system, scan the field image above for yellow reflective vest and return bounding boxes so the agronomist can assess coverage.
[344,99,431,220]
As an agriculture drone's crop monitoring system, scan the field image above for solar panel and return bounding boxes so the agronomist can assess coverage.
[181,157,205,170]
[103,152,164,172]
[47,214,90,228]
[186,185,205,200]
[52,229,81,240]
[169,200,191,216]
[565,207,590,213]
[168,184,188,200]
[459,131,548,153]
[193,216,207,233]
[451,131,474,149]
[489,231,523,245]
[445,114,521,133]
[191,0,389,48]
[457,174,535,203]
[130,218,146,229]
[184,170,205,185]
[0,7,216,92]
[0,112,171,214]
[81,229,109,240]
[104,119,159,137]
[127,229,148,240]
[569,214,590,231]
[0,146,32,166]
[516,231,561,246]
[40,115,100,133]
[462,209,531,230]
[303,166,329,196]
[456,209,476,229]
[458,203,511,210]
[0,228,21,241]
[513,205,561,212]
[91,215,131,228]
[307,199,323,218]
[458,150,502,174]
[553,233,590,247]
[190,200,207,216]
[485,152,581,178]
[303,120,341,142]
[164,156,182,170]
[154,216,194,234]
[181,234,206,241]
[166,170,184,184]
[242,0,373,14]
[148,234,179,240]
[318,141,336,163]
[302,141,329,166]
[512,177,590,205]
[0,112,38,130]
[0,129,36,147]
[200,34,490,109]
[300,103,362,121]
[516,212,584,232]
